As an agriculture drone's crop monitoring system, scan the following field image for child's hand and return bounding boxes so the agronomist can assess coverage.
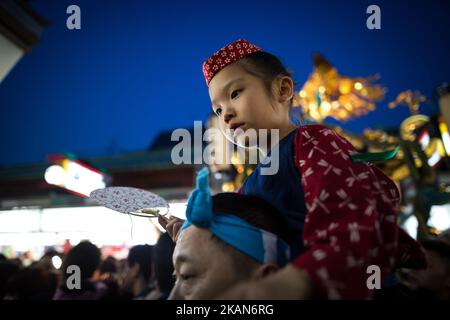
[158,214,184,242]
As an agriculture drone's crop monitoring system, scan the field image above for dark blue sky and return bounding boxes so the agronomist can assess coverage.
[1,0,449,166]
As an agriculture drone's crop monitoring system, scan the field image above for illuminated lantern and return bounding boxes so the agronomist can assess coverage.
[45,154,107,197]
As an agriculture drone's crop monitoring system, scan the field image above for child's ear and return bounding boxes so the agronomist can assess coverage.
[276,76,294,103]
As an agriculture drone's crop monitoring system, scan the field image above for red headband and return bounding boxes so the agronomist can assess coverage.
[202,39,261,86]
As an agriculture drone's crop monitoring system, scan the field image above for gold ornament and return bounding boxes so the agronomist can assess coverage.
[294,53,385,123]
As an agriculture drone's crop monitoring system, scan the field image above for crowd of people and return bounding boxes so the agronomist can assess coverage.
[0,232,175,300]
[0,192,449,300]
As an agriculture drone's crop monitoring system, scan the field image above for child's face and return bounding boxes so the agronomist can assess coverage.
[208,63,290,147]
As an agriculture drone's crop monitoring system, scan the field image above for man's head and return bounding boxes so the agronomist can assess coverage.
[121,245,154,295]
[169,192,293,300]
[61,241,100,282]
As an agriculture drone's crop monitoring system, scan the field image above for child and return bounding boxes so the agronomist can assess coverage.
[162,39,425,299]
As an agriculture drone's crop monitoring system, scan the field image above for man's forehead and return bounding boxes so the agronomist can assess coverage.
[173,227,211,263]
[179,226,213,245]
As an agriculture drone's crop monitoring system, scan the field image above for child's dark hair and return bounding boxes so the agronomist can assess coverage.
[236,51,298,107]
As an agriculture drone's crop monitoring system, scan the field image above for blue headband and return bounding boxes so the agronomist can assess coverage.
[182,168,290,266]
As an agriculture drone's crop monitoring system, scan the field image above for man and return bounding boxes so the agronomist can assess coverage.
[121,244,155,299]
[166,168,302,300]
[53,241,108,300]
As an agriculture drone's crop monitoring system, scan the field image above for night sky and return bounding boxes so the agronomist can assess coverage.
[1,0,449,166]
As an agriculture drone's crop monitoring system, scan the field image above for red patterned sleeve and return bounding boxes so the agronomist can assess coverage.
[292,125,400,299]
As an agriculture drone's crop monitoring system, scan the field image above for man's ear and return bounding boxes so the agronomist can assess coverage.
[274,76,294,104]
[251,263,279,280]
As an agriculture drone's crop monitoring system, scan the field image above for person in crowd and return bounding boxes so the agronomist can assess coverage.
[34,249,60,298]
[95,256,121,299]
[99,256,117,276]
[0,260,20,299]
[121,244,155,300]
[53,241,108,300]
[145,232,176,300]
[4,266,55,300]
